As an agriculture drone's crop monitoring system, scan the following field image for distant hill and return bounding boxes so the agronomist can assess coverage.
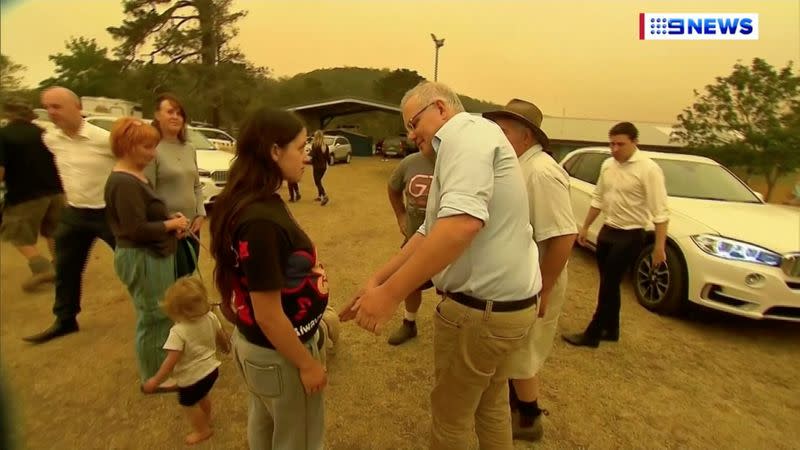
[282,67,501,111]
[275,67,501,138]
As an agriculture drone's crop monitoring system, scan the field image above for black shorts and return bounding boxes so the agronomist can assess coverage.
[178,368,219,407]
[400,238,434,291]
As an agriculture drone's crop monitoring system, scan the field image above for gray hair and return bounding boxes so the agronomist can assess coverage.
[41,86,81,108]
[400,81,465,113]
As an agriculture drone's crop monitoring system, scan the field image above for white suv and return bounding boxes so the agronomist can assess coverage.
[193,127,236,153]
[84,116,234,205]
[304,135,352,165]
[562,147,800,322]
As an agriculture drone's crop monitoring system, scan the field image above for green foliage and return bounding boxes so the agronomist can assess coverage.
[673,58,800,201]
[373,69,425,104]
[107,0,247,124]
[38,38,125,97]
[108,0,246,66]
[0,54,25,92]
[35,1,501,138]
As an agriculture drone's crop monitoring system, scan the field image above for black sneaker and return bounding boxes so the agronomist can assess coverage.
[387,319,417,345]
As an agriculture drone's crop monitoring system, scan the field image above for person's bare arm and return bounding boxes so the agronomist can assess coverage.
[340,232,425,321]
[251,290,326,393]
[382,214,482,302]
[652,221,669,267]
[215,327,231,354]
[142,350,182,392]
[351,215,482,332]
[578,207,601,246]
[388,185,407,236]
[538,233,576,316]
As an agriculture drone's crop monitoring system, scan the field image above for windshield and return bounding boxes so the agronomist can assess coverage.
[187,129,216,151]
[384,137,402,145]
[654,159,760,203]
[88,118,216,151]
[87,117,114,130]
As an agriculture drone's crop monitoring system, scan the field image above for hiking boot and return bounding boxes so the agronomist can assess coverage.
[387,319,417,346]
[512,409,546,442]
[22,269,56,292]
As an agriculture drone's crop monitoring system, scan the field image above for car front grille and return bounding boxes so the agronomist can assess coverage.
[211,170,228,184]
[764,306,800,319]
[781,253,800,277]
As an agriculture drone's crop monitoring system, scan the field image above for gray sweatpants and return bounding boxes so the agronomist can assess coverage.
[233,329,325,450]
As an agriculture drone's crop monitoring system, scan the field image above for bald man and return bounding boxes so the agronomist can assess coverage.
[23,87,116,344]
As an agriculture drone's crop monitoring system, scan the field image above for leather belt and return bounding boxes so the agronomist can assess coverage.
[442,291,538,312]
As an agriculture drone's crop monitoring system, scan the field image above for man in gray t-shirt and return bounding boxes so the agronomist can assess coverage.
[385,151,435,345]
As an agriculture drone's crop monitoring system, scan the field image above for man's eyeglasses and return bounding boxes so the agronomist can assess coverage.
[406,102,437,132]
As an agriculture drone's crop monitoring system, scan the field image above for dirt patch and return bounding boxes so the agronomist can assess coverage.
[2,157,799,449]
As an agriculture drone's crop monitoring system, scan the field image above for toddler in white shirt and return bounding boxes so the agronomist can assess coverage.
[143,277,231,446]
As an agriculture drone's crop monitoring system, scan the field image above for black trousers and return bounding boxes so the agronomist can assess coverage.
[175,236,200,278]
[313,167,326,197]
[288,182,300,200]
[586,225,645,337]
[52,207,116,322]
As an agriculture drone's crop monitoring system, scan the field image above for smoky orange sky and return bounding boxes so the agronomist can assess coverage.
[1,0,798,123]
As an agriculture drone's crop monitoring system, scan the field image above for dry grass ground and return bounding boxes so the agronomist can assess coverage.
[1,157,799,449]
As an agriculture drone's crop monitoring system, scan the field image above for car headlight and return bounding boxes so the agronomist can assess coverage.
[198,169,211,177]
[691,234,782,267]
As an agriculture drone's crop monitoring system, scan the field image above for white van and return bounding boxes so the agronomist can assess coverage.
[84,116,234,206]
[81,97,143,118]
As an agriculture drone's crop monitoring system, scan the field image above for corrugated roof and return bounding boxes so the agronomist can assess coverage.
[474,112,684,148]
[541,116,683,147]
[286,97,401,113]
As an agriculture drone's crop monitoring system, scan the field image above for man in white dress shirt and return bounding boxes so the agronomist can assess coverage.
[563,122,669,348]
[23,87,116,344]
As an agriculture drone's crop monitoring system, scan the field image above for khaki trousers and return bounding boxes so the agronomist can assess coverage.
[430,296,536,450]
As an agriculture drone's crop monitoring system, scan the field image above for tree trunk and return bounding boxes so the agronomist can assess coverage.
[765,166,781,203]
[195,0,220,126]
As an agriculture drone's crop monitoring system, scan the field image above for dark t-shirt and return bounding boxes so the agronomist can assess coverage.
[232,194,329,348]
[104,171,177,256]
[310,143,329,170]
[0,120,63,205]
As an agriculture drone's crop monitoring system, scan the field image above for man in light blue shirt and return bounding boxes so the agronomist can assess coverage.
[341,81,542,449]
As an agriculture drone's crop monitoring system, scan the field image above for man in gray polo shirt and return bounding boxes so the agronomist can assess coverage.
[341,81,542,449]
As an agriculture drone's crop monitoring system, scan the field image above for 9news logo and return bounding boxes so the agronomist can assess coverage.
[639,13,758,40]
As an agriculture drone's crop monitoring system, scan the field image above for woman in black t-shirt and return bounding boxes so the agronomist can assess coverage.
[209,108,328,449]
[309,130,330,205]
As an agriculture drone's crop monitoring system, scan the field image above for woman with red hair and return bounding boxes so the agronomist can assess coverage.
[104,117,189,391]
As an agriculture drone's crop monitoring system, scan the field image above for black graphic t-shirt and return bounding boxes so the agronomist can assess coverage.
[231,194,329,349]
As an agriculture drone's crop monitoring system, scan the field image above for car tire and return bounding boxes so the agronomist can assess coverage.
[345,153,351,164]
[633,243,687,315]
[329,154,336,166]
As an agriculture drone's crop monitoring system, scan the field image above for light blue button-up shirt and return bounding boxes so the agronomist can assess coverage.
[417,112,542,301]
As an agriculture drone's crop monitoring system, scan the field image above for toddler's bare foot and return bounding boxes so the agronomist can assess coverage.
[185,429,213,445]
